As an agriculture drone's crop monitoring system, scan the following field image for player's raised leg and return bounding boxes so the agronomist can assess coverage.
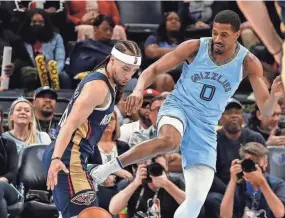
[89,115,184,184]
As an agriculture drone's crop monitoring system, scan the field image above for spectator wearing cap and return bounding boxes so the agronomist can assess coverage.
[204,98,266,218]
[33,86,58,134]
[119,88,160,144]
[2,97,51,153]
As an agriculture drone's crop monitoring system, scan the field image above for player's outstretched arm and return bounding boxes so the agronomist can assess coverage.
[135,39,200,91]
[125,40,200,115]
[246,52,283,116]
[47,80,108,190]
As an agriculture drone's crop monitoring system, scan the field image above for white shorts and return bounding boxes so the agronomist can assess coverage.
[157,116,184,137]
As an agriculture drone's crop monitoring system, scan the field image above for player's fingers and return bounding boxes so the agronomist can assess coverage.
[47,171,53,190]
[127,96,135,115]
[125,96,133,115]
[52,172,58,189]
[60,163,69,174]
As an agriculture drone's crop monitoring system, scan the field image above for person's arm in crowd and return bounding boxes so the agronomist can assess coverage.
[0,139,18,183]
[66,2,81,25]
[109,164,147,215]
[151,173,185,205]
[54,33,66,73]
[237,0,283,64]
[220,159,242,218]
[246,52,282,116]
[109,1,120,25]
[166,153,182,172]
[163,178,185,204]
[144,35,175,59]
[260,180,285,217]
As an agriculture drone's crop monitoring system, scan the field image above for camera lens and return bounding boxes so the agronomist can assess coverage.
[148,162,164,177]
[241,159,256,173]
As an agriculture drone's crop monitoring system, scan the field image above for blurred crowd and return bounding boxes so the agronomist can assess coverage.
[0,1,285,218]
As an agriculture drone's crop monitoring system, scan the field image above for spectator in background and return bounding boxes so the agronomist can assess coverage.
[247,103,285,146]
[144,11,184,84]
[89,111,133,212]
[2,97,51,153]
[66,0,126,41]
[220,142,285,218]
[119,89,160,144]
[205,99,266,218]
[67,15,116,81]
[129,96,182,174]
[178,1,228,29]
[18,9,70,90]
[0,113,20,218]
[66,0,120,26]
[33,86,58,134]
[109,155,187,218]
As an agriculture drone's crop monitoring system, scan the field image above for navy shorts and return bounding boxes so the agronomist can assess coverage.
[43,143,98,218]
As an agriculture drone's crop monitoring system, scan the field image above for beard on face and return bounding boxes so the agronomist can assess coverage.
[41,110,53,118]
[225,122,241,134]
[138,109,151,127]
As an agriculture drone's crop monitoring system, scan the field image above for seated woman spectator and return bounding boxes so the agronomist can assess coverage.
[0,109,20,218]
[2,97,51,153]
[66,0,126,41]
[17,9,70,90]
[67,15,116,81]
[144,11,184,83]
[89,111,133,212]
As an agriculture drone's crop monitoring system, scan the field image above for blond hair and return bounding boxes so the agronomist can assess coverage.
[8,97,38,145]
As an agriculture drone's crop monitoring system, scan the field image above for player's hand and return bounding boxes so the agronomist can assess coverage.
[271,75,284,98]
[133,164,147,187]
[47,159,69,191]
[267,128,285,146]
[125,89,143,116]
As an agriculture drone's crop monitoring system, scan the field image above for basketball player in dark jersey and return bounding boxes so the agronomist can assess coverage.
[42,40,142,218]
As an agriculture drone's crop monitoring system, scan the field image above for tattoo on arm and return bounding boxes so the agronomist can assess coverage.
[243,52,259,76]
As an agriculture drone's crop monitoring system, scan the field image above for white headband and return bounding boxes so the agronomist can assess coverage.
[111,48,141,66]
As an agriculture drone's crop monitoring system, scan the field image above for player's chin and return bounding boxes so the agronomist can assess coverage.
[214,48,224,55]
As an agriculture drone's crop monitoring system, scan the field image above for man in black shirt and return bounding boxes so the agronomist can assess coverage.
[33,86,58,134]
[205,98,266,218]
[109,155,185,218]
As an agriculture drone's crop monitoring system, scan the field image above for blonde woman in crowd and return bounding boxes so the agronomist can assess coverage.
[2,97,51,153]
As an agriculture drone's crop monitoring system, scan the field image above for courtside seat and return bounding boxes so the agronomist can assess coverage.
[117,1,162,33]
[17,145,58,218]
[268,146,285,181]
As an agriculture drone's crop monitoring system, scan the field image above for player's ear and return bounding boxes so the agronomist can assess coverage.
[236,29,241,39]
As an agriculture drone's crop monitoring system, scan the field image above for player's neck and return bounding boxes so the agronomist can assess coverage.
[223,128,242,140]
[212,43,237,63]
[105,62,116,90]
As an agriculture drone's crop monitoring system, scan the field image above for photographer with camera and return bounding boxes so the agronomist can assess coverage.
[109,155,186,218]
[220,142,285,218]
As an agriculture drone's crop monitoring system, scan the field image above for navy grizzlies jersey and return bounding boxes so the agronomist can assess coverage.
[54,72,115,165]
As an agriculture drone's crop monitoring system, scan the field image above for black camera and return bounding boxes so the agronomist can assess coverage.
[240,159,257,173]
[143,162,164,183]
[236,159,257,182]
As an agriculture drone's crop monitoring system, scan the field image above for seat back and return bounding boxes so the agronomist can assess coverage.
[268,146,285,180]
[117,1,162,32]
[18,145,48,191]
